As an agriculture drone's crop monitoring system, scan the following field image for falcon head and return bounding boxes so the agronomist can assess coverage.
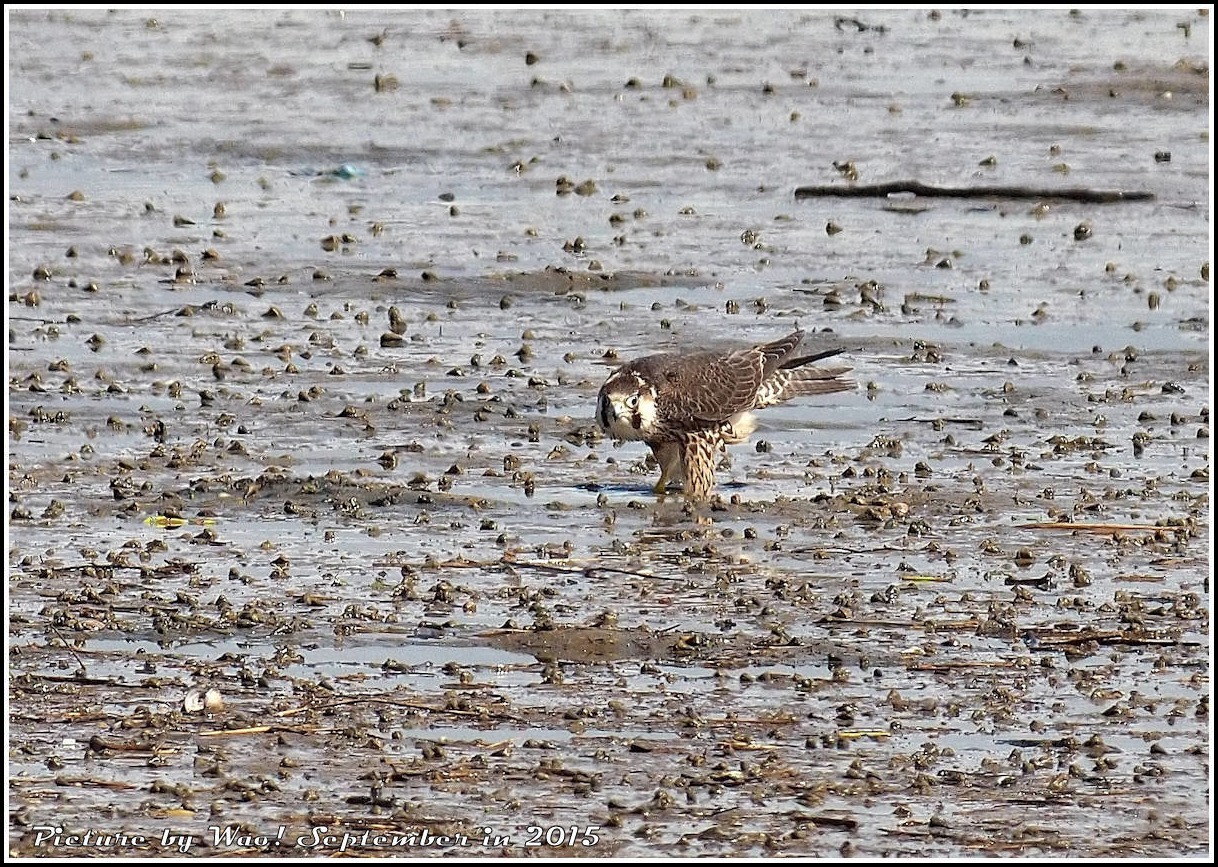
[596,366,659,441]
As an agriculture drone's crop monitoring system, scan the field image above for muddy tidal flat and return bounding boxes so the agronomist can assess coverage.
[5,7,1212,859]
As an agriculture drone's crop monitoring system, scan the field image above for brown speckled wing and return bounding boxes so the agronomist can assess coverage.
[756,329,805,378]
[648,348,765,426]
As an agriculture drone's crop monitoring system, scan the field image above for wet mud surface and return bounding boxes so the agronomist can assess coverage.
[6,8,1211,859]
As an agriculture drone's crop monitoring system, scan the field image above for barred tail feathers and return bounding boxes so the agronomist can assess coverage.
[755,364,854,408]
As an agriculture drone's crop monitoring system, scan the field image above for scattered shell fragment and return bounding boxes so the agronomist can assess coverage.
[183,688,223,713]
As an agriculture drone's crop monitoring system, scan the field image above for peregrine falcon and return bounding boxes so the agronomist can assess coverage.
[596,329,853,501]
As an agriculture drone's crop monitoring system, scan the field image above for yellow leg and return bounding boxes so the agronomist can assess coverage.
[649,441,683,495]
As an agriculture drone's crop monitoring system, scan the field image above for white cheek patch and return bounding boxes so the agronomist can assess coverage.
[635,393,659,434]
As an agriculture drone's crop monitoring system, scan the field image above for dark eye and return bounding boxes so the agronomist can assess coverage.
[625,394,640,409]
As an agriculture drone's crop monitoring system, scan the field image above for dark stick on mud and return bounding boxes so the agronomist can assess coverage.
[49,625,89,675]
[1019,521,1178,533]
[794,181,1155,203]
[801,814,861,831]
[506,560,682,581]
[274,697,525,723]
[1027,630,1183,648]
